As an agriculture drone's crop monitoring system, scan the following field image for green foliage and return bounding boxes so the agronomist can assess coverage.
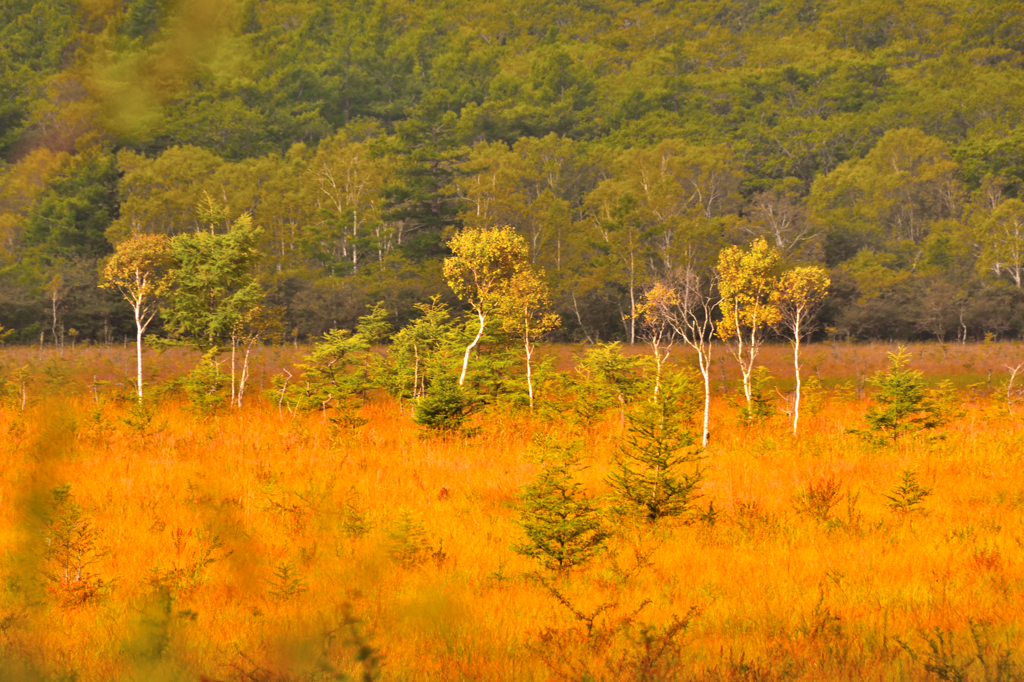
[732,366,775,426]
[276,303,391,415]
[22,150,119,263]
[608,382,705,523]
[181,352,228,414]
[852,348,953,444]
[161,207,265,353]
[42,484,106,608]
[7,0,1024,345]
[412,375,476,435]
[514,439,609,573]
[289,329,368,410]
[268,560,308,600]
[121,398,157,434]
[385,510,432,568]
[384,296,463,401]
[884,469,933,516]
[548,342,649,429]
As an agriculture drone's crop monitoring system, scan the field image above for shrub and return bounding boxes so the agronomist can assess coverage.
[792,475,843,524]
[514,439,610,572]
[386,510,433,567]
[181,352,228,414]
[608,382,705,523]
[851,347,952,444]
[413,376,477,434]
[42,485,106,608]
[884,468,933,516]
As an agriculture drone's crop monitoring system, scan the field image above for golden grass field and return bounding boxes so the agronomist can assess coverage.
[1,340,1023,681]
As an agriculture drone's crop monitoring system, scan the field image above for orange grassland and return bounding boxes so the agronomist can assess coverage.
[1,340,1023,681]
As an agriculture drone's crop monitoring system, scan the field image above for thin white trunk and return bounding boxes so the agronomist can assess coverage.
[524,312,535,411]
[697,347,712,447]
[792,314,802,436]
[237,339,255,408]
[525,339,535,411]
[459,310,486,386]
[230,337,238,406]
[628,263,637,344]
[135,305,144,402]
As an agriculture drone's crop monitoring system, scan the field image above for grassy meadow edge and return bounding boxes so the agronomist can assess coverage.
[1,340,1023,681]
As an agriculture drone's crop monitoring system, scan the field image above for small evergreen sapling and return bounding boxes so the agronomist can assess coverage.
[884,469,933,516]
[413,375,477,434]
[851,348,954,444]
[42,485,106,607]
[515,439,610,572]
[608,378,705,522]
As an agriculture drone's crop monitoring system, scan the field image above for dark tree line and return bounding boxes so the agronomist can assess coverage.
[3,0,1024,344]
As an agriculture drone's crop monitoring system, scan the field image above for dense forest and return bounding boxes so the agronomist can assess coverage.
[3,0,1024,344]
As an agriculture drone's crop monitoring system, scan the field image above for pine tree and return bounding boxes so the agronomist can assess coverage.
[608,381,705,522]
[853,348,950,445]
[514,439,609,573]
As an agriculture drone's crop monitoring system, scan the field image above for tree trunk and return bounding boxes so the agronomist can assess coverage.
[697,346,712,448]
[230,336,238,407]
[525,338,534,411]
[135,304,144,402]
[792,317,802,437]
[459,310,486,386]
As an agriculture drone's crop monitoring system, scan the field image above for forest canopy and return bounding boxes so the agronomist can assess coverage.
[3,0,1024,344]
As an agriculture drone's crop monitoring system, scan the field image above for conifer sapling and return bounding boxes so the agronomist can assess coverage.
[515,439,609,572]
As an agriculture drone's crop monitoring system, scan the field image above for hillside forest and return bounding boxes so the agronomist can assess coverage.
[4,0,1024,345]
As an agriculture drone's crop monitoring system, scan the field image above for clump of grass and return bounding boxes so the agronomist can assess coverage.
[792,475,843,524]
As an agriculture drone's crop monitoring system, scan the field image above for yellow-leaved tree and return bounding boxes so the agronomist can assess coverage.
[717,238,781,415]
[100,233,173,402]
[639,269,719,446]
[772,267,830,436]
[443,226,529,386]
[499,268,560,411]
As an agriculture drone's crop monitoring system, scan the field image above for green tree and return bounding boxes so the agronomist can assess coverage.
[608,381,705,523]
[852,347,950,444]
[412,375,476,435]
[279,304,390,415]
[977,197,1024,289]
[514,439,609,573]
[385,296,462,403]
[161,204,265,354]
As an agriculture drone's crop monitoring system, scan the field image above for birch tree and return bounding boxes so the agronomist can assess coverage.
[717,238,780,416]
[100,233,172,401]
[641,270,718,447]
[772,267,830,436]
[635,284,676,403]
[443,226,528,386]
[499,268,561,411]
[978,198,1024,288]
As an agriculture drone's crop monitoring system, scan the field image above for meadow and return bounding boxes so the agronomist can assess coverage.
[1,340,1023,681]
